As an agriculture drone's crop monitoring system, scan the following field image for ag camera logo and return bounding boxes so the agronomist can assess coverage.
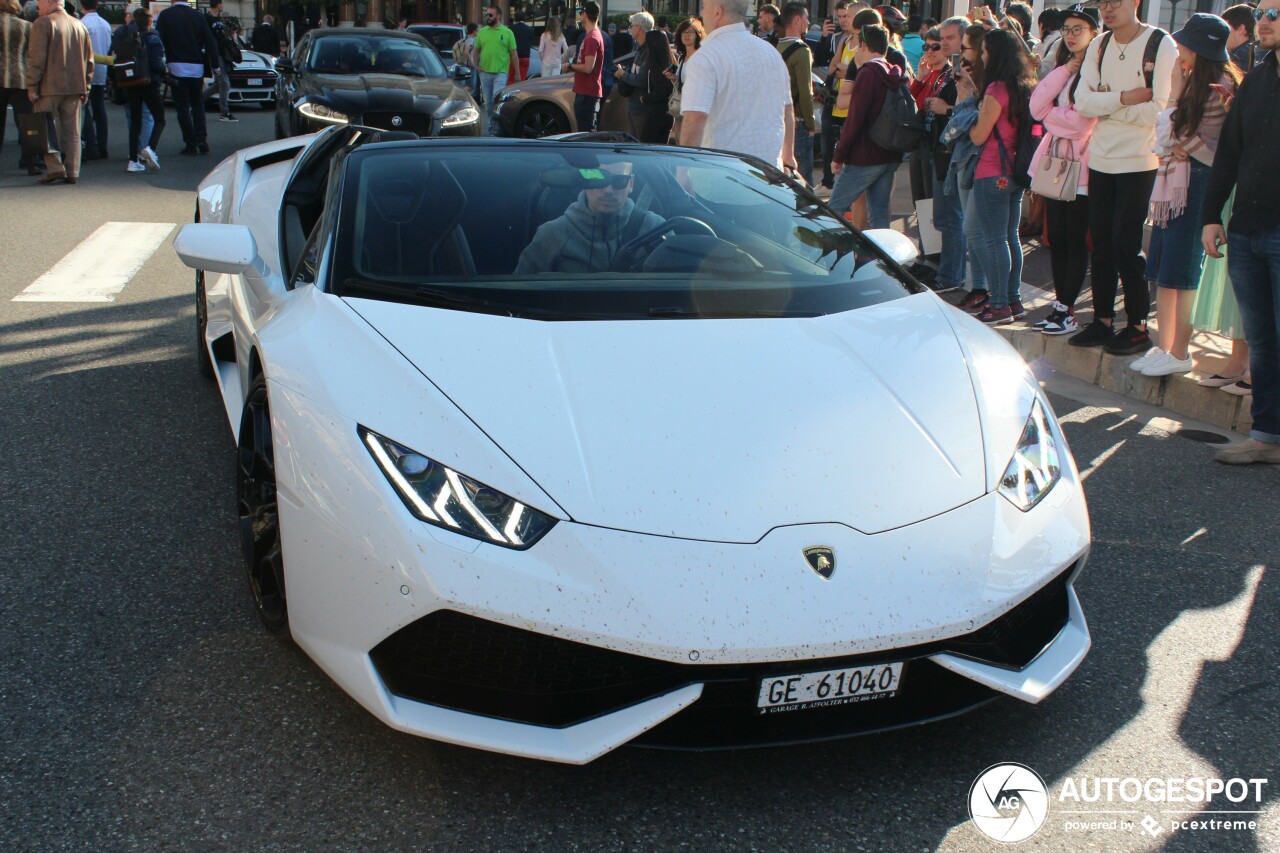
[969,763,1050,843]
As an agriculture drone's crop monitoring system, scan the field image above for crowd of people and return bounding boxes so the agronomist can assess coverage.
[649,0,1277,465]
[0,0,286,180]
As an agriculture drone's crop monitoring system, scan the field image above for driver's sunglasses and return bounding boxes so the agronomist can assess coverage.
[924,43,943,51]
[1255,7,1279,21]
[600,174,634,190]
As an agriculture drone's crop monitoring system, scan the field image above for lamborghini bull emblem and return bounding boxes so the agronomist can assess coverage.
[803,547,835,580]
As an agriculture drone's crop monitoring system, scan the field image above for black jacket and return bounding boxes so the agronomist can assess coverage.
[155,2,220,70]
[251,22,280,55]
[1204,51,1280,235]
[617,51,672,114]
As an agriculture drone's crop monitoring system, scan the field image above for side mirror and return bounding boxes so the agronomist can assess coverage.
[176,223,282,304]
[862,228,919,268]
[451,64,471,80]
[175,223,258,274]
[275,57,295,74]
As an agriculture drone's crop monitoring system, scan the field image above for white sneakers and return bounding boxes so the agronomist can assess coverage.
[1140,350,1194,377]
[1128,347,1165,372]
[138,147,161,171]
[126,160,146,173]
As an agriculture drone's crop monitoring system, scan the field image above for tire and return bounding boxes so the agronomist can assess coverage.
[196,269,214,379]
[517,103,568,138]
[237,374,290,637]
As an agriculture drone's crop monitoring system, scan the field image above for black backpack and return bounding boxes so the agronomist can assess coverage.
[868,63,925,154]
[1095,25,1168,88]
[110,28,150,89]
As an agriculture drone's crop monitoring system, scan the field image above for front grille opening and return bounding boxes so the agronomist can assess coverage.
[371,565,1076,729]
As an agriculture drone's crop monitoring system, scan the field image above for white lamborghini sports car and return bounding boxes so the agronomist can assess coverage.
[176,128,1092,764]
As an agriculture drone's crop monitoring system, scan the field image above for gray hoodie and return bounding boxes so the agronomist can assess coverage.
[515,192,664,275]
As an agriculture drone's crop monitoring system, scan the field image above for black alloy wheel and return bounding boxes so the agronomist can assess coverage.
[519,103,568,138]
[195,270,214,378]
[237,375,290,636]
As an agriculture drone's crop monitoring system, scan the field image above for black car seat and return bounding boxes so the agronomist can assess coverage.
[356,156,476,279]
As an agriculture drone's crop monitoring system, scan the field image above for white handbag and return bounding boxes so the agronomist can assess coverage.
[1031,138,1081,202]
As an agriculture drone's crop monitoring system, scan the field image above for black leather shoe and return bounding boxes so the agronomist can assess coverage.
[179,146,199,156]
[196,142,210,154]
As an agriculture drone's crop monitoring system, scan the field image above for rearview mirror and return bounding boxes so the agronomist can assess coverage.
[862,228,919,268]
[174,223,259,275]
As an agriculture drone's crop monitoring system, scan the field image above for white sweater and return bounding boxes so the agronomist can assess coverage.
[1073,26,1178,174]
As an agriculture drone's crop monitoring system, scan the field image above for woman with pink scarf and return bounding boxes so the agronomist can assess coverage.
[1131,13,1241,378]
[1027,4,1099,337]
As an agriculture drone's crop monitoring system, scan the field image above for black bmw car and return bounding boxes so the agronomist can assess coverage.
[274,29,479,139]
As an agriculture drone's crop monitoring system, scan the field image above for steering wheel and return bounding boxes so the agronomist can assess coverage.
[611,216,717,272]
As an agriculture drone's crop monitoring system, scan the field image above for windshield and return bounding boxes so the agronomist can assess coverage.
[307,37,446,77]
[331,145,923,320]
[408,26,461,57]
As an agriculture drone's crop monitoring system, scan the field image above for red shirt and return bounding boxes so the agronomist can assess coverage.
[572,28,604,98]
[909,67,945,111]
[976,82,1020,180]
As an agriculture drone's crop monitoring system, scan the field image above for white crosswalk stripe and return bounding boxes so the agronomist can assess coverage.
[13,222,176,303]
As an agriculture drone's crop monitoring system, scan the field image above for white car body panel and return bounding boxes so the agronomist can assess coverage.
[178,133,1093,763]
[346,293,988,540]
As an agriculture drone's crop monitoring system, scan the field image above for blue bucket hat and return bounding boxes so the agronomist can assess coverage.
[1172,13,1231,63]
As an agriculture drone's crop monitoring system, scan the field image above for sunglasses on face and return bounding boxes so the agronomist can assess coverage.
[925,43,943,51]
[594,174,634,190]
[1256,7,1279,21]
[1061,24,1091,35]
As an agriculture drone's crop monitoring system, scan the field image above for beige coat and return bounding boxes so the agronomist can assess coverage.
[26,8,92,99]
[1,11,29,89]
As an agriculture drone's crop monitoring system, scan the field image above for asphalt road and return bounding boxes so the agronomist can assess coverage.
[1,106,1277,853]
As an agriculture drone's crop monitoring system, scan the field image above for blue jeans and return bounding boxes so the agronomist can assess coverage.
[793,123,814,187]
[933,181,966,288]
[828,161,898,229]
[956,181,988,292]
[1227,226,1280,443]
[479,71,507,136]
[126,102,155,154]
[965,176,1024,308]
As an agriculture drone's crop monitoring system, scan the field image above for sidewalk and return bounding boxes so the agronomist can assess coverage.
[874,163,1253,435]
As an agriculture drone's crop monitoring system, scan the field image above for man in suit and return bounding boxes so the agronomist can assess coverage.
[25,0,91,183]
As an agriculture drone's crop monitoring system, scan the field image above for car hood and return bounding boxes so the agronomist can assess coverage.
[303,73,464,115]
[346,293,988,541]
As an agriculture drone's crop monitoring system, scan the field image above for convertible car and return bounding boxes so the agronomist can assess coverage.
[174,128,1091,764]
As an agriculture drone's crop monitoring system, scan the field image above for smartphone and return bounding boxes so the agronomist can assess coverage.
[951,53,961,67]
[666,62,678,74]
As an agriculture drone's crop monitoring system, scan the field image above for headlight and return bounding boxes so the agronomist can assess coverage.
[361,428,556,549]
[441,104,480,127]
[298,102,350,125]
[998,399,1062,511]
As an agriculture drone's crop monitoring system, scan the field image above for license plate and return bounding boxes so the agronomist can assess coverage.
[246,79,263,85]
[757,662,904,713]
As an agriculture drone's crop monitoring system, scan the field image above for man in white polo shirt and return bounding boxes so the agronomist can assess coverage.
[679,0,797,170]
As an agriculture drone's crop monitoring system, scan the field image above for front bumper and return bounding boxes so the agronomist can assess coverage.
[271,388,1091,763]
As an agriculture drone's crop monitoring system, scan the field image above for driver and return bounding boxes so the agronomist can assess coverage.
[514,161,665,274]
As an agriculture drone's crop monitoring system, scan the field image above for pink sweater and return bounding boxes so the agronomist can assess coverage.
[1028,64,1098,194]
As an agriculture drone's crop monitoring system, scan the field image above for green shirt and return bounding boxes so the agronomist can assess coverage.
[474,24,516,74]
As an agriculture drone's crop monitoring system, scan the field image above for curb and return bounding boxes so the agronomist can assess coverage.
[994,324,1253,435]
